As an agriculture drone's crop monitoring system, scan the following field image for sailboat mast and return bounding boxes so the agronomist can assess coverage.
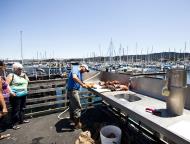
[20,30,23,64]
[184,42,186,61]
[119,44,122,63]
[108,38,114,64]
[127,46,128,64]
[135,42,138,63]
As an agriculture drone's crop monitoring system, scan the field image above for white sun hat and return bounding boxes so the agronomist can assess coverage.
[12,62,23,71]
[81,64,89,72]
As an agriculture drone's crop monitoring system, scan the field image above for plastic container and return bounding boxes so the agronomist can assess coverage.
[100,125,121,144]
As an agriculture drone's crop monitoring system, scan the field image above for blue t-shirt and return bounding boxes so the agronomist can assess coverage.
[67,66,82,90]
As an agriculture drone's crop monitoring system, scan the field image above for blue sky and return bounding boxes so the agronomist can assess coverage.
[0,0,190,59]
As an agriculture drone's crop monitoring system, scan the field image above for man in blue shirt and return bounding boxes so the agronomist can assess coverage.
[67,64,89,129]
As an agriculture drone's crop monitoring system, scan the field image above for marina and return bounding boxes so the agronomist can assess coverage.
[1,50,190,144]
[1,1,190,144]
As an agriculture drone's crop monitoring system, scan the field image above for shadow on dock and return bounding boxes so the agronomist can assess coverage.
[0,105,124,144]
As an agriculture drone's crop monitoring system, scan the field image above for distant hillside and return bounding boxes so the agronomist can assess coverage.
[2,52,190,63]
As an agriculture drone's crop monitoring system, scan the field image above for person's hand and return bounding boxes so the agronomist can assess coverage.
[82,83,88,88]
[10,92,16,97]
[0,112,3,118]
[2,108,8,115]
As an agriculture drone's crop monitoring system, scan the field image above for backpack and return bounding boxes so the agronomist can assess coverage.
[1,76,10,103]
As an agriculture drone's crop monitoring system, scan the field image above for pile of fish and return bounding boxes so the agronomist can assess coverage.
[98,80,129,91]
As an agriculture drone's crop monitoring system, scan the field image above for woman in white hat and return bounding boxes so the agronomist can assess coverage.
[6,62,29,130]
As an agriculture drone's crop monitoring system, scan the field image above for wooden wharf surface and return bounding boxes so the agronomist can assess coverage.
[1,106,116,144]
[1,104,164,144]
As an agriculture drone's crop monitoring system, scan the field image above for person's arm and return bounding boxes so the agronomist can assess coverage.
[6,74,13,85]
[0,95,7,114]
[72,74,87,88]
[6,74,16,96]
[0,79,7,116]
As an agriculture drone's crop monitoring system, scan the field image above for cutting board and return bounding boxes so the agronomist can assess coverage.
[94,88,111,93]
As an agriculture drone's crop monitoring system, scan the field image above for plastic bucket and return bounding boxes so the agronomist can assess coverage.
[100,125,121,144]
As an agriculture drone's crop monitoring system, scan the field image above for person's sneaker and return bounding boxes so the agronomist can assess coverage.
[0,134,10,140]
[12,125,21,130]
[20,119,30,124]
[70,121,75,126]
[23,120,30,123]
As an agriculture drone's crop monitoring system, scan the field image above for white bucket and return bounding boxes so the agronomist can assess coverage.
[100,125,122,144]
